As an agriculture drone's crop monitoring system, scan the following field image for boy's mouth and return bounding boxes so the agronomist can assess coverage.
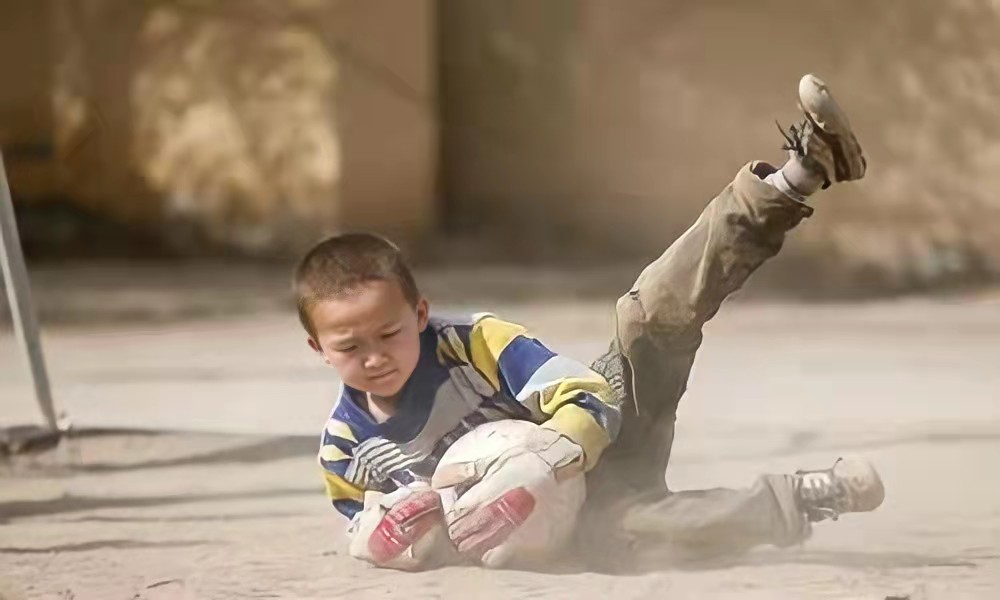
[369,370,397,382]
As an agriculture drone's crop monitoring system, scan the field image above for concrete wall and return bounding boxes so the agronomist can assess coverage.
[333,0,438,247]
[3,0,436,255]
[440,0,1000,292]
[4,0,1000,294]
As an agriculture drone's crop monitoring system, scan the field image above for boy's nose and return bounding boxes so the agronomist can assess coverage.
[365,352,390,370]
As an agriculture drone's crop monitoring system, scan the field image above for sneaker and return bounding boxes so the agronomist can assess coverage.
[795,456,885,522]
[778,74,867,187]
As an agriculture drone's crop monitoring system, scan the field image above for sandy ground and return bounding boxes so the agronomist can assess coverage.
[3,295,1000,599]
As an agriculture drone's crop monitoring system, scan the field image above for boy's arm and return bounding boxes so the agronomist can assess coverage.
[319,418,365,519]
[464,314,622,470]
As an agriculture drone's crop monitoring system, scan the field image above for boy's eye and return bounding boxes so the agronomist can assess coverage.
[381,330,401,339]
[336,345,357,353]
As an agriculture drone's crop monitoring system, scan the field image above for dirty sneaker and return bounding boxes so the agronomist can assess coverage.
[795,456,885,522]
[778,74,867,188]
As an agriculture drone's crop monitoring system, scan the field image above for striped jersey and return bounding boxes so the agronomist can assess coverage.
[318,313,622,519]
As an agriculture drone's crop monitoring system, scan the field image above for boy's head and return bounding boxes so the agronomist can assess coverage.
[294,233,428,399]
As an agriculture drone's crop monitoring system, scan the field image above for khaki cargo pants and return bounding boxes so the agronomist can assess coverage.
[584,162,816,566]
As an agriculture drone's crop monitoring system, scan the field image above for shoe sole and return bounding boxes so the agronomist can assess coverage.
[798,74,854,136]
[798,73,866,181]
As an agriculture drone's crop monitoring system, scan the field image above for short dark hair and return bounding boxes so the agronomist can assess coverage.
[293,233,420,338]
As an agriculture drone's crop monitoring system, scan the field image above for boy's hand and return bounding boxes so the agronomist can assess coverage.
[432,425,586,568]
[346,485,458,570]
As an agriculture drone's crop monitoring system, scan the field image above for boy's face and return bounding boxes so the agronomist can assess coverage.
[307,279,428,400]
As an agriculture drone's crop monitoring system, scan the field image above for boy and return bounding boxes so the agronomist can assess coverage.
[297,74,884,570]
[296,237,619,568]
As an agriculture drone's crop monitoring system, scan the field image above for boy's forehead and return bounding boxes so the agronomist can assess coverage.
[310,280,409,331]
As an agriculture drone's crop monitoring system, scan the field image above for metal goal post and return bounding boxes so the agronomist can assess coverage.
[0,149,67,433]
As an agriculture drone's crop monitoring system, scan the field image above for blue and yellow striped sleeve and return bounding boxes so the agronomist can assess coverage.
[319,417,365,519]
[464,314,622,470]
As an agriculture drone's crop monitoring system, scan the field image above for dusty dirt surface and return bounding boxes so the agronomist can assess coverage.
[2,296,1000,599]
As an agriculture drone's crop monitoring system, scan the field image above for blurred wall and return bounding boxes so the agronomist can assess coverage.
[3,0,436,255]
[0,1,60,198]
[441,0,1000,292]
[3,0,1000,293]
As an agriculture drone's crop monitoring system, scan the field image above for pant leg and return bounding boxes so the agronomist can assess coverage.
[618,474,810,562]
[580,162,814,568]
[591,161,814,494]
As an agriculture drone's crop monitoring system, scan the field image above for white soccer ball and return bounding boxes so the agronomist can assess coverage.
[433,419,586,568]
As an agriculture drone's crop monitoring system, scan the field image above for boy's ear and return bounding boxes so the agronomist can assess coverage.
[416,297,430,331]
[307,337,329,364]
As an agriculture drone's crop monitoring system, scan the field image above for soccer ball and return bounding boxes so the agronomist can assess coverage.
[433,419,587,568]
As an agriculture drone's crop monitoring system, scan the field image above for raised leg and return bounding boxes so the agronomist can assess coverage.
[591,161,813,494]
[589,73,868,495]
[581,75,879,567]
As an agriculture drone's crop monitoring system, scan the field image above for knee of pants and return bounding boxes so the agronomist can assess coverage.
[616,287,702,357]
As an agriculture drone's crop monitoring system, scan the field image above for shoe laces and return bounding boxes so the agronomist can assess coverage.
[795,466,848,522]
[775,119,807,156]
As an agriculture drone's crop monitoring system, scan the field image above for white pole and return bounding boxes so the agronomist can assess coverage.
[0,149,66,432]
